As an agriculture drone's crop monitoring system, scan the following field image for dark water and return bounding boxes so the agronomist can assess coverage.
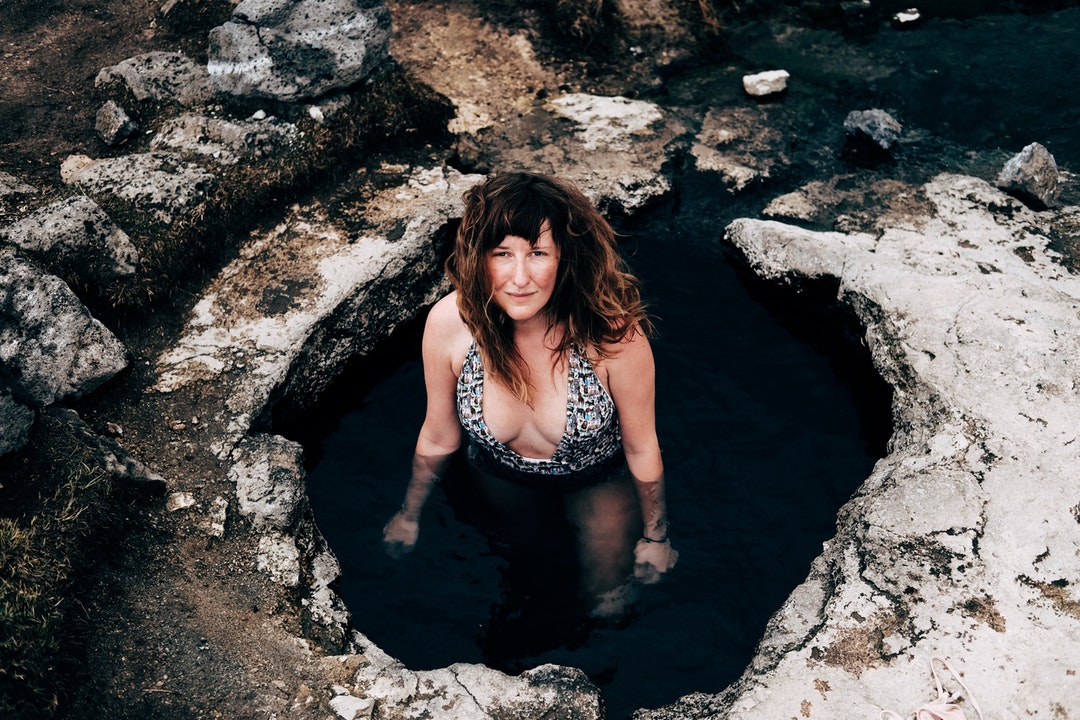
[724,5,1080,170]
[298,5,1080,717]
[304,203,888,717]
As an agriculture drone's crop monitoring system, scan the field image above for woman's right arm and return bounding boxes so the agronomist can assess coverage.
[382,294,466,557]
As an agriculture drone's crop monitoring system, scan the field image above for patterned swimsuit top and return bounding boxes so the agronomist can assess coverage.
[456,341,623,488]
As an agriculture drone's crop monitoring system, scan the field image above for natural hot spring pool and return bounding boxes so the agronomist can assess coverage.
[303,216,890,718]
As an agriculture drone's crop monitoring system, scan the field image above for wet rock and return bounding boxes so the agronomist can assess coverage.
[150,112,300,165]
[207,0,392,101]
[60,152,217,226]
[843,108,903,151]
[95,51,218,106]
[0,195,140,285]
[95,100,139,146]
[742,69,790,97]
[997,141,1059,209]
[691,106,787,191]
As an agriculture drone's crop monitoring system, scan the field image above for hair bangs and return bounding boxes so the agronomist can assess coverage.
[485,184,560,250]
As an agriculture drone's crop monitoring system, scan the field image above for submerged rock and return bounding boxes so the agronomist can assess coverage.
[692,105,787,190]
[844,109,903,151]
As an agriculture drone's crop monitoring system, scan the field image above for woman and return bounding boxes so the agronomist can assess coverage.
[383,171,676,618]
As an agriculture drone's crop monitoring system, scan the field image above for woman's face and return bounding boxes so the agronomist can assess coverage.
[486,224,561,325]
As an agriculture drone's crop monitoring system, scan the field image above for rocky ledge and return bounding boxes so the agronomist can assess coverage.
[2,1,1079,718]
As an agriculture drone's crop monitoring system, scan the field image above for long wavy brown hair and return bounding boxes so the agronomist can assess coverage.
[446,171,652,403]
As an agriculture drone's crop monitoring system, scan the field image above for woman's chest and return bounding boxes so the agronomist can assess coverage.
[482,367,569,450]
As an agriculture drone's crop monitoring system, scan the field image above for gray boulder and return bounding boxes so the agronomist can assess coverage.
[0,247,128,455]
[231,433,306,532]
[844,108,903,151]
[207,0,392,101]
[997,141,1059,208]
[150,113,300,165]
[95,51,218,106]
[1,195,140,285]
[95,100,139,146]
[60,152,217,226]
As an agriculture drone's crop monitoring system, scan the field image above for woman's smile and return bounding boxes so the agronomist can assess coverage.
[488,225,561,324]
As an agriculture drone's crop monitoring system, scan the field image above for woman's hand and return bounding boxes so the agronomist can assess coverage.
[382,511,420,559]
[633,537,678,584]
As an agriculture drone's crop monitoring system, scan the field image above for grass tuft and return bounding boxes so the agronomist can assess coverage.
[0,415,131,718]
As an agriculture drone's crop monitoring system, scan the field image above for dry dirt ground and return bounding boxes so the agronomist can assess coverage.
[0,0,234,214]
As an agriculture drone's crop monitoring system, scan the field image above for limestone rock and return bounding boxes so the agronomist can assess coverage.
[460,94,686,214]
[637,174,1080,719]
[997,141,1059,208]
[150,112,300,165]
[0,195,140,285]
[349,655,603,720]
[743,69,790,97]
[844,108,903,150]
[231,433,306,531]
[95,100,139,146]
[257,531,301,587]
[95,51,218,106]
[0,171,36,200]
[207,0,392,101]
[61,152,216,226]
[153,165,481,442]
[329,692,372,720]
[0,247,128,408]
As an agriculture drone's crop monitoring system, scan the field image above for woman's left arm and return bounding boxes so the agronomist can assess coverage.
[606,329,678,583]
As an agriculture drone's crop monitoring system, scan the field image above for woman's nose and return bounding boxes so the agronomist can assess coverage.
[511,257,529,285]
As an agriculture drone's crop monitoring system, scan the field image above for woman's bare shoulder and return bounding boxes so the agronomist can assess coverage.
[424,292,472,351]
